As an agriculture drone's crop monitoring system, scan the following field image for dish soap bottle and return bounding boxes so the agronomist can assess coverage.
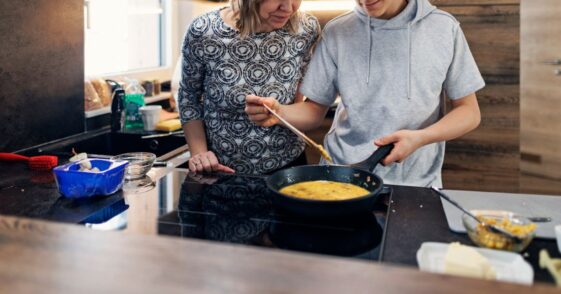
[123,78,146,130]
[106,80,125,132]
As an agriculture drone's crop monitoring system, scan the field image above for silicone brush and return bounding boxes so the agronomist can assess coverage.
[0,153,58,171]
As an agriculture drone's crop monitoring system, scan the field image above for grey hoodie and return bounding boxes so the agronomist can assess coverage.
[300,0,485,187]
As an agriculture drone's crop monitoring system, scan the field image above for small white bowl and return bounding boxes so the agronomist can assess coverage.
[555,225,561,253]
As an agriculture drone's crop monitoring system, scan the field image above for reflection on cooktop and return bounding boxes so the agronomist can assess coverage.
[157,170,389,261]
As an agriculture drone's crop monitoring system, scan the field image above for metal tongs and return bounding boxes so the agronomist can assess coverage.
[263,104,332,163]
[431,187,524,244]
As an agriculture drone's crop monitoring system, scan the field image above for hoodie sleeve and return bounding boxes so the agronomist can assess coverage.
[299,26,338,106]
[443,25,485,100]
[178,25,206,124]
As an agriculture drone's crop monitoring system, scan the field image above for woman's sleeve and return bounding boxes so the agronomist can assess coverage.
[178,28,206,124]
[443,25,486,100]
[298,16,321,82]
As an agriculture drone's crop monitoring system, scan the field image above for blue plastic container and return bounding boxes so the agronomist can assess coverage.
[53,159,129,198]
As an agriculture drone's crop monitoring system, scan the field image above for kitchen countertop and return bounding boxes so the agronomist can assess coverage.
[381,186,560,283]
[0,214,558,293]
[0,149,184,224]
[0,160,560,289]
[0,163,126,223]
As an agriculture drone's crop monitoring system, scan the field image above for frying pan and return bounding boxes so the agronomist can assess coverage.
[266,144,394,217]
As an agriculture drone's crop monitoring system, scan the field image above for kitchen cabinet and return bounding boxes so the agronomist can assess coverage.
[0,0,84,152]
[520,0,561,195]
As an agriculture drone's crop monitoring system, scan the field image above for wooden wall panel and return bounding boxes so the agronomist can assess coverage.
[520,0,561,195]
[520,174,561,195]
[444,84,519,193]
[437,2,520,192]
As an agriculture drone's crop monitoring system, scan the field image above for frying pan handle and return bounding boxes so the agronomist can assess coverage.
[362,143,394,171]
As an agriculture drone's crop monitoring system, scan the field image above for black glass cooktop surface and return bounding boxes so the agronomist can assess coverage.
[152,170,390,261]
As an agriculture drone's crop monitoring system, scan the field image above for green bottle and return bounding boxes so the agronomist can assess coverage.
[124,93,145,130]
[123,78,146,130]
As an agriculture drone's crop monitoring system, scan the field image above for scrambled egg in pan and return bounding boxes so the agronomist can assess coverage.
[279,180,370,201]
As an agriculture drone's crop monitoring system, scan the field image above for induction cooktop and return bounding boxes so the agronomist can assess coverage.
[154,170,391,261]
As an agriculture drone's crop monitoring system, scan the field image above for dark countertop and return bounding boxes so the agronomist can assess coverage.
[0,162,126,224]
[381,186,560,284]
[0,127,187,224]
[0,162,559,286]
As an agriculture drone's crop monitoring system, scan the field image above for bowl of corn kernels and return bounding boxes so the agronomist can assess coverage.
[462,210,537,252]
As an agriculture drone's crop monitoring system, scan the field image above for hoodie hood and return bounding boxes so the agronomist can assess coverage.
[354,0,436,28]
[355,0,437,88]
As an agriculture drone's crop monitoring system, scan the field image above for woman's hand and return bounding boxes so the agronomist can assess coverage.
[245,95,281,127]
[374,130,426,165]
[188,151,235,174]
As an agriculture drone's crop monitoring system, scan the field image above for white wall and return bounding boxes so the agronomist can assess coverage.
[171,0,226,99]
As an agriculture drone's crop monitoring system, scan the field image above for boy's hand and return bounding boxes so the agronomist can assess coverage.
[374,130,425,165]
[245,95,281,127]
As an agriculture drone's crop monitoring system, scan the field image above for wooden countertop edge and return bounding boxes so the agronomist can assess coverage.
[0,215,557,294]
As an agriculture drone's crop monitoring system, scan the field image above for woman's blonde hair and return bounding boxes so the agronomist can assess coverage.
[231,0,300,38]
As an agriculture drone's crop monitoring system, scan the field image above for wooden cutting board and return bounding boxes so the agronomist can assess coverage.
[159,110,179,122]
[441,190,561,239]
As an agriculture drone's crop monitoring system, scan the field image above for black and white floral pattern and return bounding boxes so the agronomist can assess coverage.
[179,9,320,175]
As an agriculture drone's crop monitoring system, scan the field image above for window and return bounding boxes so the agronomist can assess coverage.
[84,0,167,76]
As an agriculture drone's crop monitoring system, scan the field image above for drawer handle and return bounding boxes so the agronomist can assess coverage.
[521,152,542,163]
[543,59,561,65]
[84,0,91,30]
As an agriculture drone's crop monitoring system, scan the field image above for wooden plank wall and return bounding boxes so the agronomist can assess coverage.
[436,0,521,192]
[519,0,561,195]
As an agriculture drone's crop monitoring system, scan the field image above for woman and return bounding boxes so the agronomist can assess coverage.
[178,0,320,174]
[246,0,483,187]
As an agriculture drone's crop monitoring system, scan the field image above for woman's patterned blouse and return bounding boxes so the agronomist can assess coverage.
[178,8,320,175]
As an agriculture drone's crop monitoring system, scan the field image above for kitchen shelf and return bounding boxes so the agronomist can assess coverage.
[85,106,111,118]
[85,91,172,118]
[145,92,173,104]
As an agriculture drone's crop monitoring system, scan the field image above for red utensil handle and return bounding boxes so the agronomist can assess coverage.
[0,153,30,162]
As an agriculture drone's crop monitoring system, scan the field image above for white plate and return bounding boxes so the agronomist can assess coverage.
[416,242,534,285]
[555,225,561,253]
